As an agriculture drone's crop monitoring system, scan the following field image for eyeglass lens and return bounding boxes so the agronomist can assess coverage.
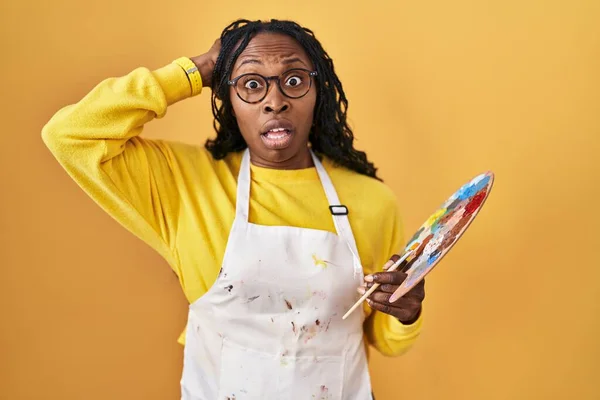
[234,70,312,102]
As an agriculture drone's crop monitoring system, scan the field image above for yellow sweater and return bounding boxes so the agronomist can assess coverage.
[41,61,422,356]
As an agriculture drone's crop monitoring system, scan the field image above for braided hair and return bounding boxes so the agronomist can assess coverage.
[206,18,380,180]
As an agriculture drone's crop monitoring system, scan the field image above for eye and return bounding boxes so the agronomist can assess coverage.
[243,79,263,90]
[285,75,303,87]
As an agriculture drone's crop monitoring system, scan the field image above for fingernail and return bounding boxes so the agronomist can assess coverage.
[357,287,365,295]
[383,260,393,270]
[366,299,373,305]
[364,275,373,282]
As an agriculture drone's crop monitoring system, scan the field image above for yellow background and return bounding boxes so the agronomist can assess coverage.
[1,0,599,399]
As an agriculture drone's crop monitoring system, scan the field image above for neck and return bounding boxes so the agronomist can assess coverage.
[249,148,314,170]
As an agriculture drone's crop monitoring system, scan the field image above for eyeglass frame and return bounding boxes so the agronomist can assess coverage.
[227,68,318,104]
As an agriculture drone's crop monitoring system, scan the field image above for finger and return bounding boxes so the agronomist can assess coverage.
[389,279,426,303]
[391,297,423,315]
[368,291,392,303]
[364,271,407,285]
[356,285,386,296]
[412,279,426,299]
[362,286,421,308]
[404,279,426,301]
[365,298,395,316]
[366,299,417,321]
[367,299,419,321]
[365,282,399,294]
[371,293,421,314]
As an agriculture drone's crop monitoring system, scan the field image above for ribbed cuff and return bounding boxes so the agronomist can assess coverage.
[152,63,202,106]
[385,309,423,336]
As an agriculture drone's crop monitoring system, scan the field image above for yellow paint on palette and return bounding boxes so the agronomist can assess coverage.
[312,254,328,269]
[425,208,447,227]
[406,241,421,262]
[408,241,420,251]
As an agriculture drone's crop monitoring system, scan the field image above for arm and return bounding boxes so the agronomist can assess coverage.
[363,300,423,357]
[362,201,424,357]
[41,46,219,278]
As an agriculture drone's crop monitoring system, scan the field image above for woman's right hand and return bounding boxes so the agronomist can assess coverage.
[190,39,221,89]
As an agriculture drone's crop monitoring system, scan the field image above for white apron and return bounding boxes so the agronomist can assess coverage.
[180,149,372,399]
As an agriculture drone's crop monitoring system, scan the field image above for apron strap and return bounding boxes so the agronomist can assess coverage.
[310,151,362,271]
[235,149,252,222]
[236,149,363,275]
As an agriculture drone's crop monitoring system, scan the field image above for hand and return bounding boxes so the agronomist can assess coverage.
[358,254,425,324]
[190,38,221,88]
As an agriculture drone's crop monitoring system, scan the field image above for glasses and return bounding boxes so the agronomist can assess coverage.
[227,68,318,104]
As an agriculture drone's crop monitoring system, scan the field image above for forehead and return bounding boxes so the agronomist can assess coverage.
[233,32,312,71]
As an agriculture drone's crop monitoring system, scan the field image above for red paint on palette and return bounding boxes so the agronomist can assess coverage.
[388,172,494,303]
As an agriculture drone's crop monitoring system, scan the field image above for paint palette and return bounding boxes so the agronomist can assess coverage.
[389,171,494,302]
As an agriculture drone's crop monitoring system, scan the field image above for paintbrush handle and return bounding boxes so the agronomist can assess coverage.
[342,249,414,320]
[342,283,380,320]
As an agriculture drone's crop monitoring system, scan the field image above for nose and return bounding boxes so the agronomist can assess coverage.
[262,83,290,114]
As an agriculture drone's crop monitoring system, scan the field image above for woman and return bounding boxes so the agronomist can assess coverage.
[42,18,425,399]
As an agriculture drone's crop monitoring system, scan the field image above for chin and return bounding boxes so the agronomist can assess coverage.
[249,140,310,168]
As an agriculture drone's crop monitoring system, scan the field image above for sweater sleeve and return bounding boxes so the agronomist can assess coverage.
[41,62,198,278]
[363,198,424,357]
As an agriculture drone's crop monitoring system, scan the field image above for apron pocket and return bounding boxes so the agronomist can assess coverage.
[278,354,344,400]
[217,338,345,400]
[217,338,281,399]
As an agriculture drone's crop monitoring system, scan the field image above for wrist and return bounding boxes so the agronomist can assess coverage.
[190,54,215,88]
[398,307,421,325]
[172,57,202,96]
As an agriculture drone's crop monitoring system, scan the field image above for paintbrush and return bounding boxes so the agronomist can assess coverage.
[342,242,420,320]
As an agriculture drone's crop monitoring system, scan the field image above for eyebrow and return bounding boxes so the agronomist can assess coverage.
[235,57,309,72]
[238,58,262,68]
[281,57,307,66]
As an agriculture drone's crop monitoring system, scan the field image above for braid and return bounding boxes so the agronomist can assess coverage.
[205,19,380,180]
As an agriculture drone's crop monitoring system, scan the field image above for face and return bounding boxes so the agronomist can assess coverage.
[229,32,317,169]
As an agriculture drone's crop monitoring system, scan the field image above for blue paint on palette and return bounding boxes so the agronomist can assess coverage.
[393,171,495,303]
[427,251,441,266]
[456,175,491,201]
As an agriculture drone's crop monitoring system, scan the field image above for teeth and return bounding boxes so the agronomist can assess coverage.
[264,128,290,137]
[266,132,287,138]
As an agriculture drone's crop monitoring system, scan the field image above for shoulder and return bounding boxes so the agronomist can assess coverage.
[153,140,243,170]
[322,156,406,270]
[323,157,404,246]
[145,139,244,186]
[323,157,401,215]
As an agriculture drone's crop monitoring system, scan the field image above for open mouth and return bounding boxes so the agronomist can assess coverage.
[261,127,294,149]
